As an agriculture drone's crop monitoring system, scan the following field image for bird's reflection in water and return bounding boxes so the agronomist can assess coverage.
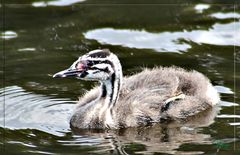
[71,106,219,154]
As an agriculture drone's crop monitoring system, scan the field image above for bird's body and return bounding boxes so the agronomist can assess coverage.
[53,49,220,129]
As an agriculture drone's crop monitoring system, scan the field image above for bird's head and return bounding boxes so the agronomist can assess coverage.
[53,49,121,81]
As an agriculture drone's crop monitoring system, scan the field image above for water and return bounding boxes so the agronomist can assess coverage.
[1,0,240,154]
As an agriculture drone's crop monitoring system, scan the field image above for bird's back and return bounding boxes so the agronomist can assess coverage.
[113,67,219,127]
[121,67,210,97]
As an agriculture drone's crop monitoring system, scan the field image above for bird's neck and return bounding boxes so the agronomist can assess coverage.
[100,70,122,111]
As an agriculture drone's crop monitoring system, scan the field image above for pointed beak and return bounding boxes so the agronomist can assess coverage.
[53,68,81,78]
[53,60,88,78]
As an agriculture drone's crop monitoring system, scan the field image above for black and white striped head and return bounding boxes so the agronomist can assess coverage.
[53,49,122,81]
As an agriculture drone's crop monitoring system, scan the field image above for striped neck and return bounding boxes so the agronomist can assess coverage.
[101,69,122,110]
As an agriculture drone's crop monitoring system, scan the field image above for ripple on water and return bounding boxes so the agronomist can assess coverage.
[57,135,101,146]
[214,85,239,107]
[84,22,240,53]
[217,115,240,119]
[194,4,210,13]
[217,115,240,126]
[0,31,18,40]
[18,48,36,52]
[229,122,240,126]
[32,0,86,7]
[210,12,240,19]
[0,86,76,136]
[219,101,239,107]
[215,85,234,94]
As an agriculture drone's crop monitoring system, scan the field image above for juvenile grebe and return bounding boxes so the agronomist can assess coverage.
[53,49,220,129]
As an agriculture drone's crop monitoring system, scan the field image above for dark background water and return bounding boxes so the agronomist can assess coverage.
[1,0,240,154]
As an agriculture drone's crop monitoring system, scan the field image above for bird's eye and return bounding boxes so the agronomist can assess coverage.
[87,61,94,66]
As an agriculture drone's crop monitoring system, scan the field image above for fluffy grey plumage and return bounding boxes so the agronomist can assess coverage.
[53,49,220,129]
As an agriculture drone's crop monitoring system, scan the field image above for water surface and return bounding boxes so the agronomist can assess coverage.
[1,0,240,154]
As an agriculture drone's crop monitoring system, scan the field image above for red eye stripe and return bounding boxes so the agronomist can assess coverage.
[76,63,86,71]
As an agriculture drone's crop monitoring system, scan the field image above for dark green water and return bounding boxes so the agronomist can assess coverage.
[1,0,240,154]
